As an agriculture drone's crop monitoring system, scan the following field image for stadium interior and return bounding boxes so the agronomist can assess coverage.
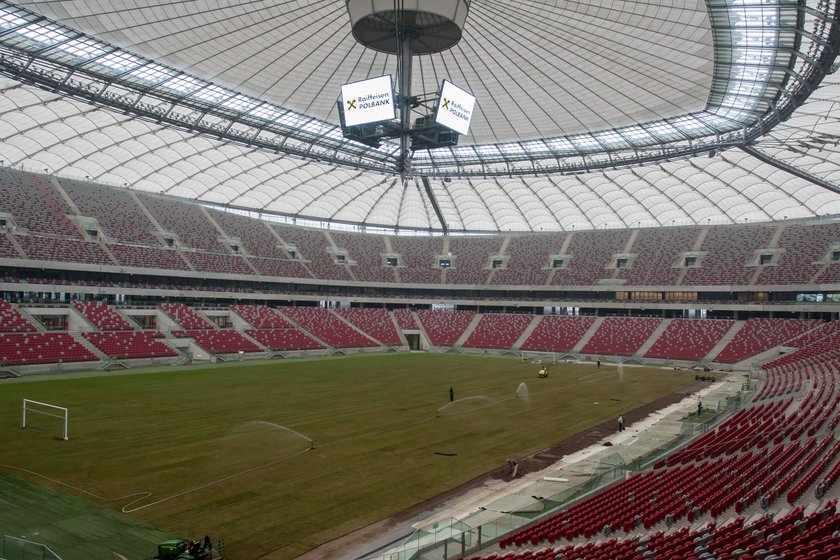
[1,0,840,559]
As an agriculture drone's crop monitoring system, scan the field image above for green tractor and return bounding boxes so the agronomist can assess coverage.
[155,536,222,560]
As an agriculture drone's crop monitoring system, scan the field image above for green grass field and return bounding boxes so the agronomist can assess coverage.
[0,354,698,560]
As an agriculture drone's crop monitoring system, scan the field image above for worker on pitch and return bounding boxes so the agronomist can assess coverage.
[449,386,454,402]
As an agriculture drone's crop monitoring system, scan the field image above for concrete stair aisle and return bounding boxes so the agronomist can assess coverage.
[410,310,433,349]
[636,318,672,357]
[453,312,483,347]
[705,320,745,362]
[572,316,604,353]
[273,309,332,349]
[387,310,409,346]
[512,315,542,351]
[69,331,106,360]
[238,330,269,353]
[329,309,384,346]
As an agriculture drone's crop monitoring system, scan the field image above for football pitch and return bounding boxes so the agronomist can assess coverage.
[0,354,698,560]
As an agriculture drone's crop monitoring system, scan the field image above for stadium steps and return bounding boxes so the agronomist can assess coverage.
[50,177,85,217]
[3,231,28,259]
[635,318,673,356]
[571,316,604,353]
[706,320,746,362]
[67,305,98,332]
[453,313,483,347]
[512,315,542,351]
[729,344,800,371]
[238,330,269,353]
[95,239,120,265]
[16,305,46,333]
[70,332,106,360]
[388,310,409,346]
[330,309,383,346]
[274,310,332,350]
[410,311,433,349]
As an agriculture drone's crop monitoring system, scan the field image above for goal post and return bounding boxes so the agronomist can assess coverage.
[520,351,557,365]
[21,399,69,440]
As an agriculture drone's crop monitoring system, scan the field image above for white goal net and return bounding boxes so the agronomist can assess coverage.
[21,399,69,440]
[520,351,558,365]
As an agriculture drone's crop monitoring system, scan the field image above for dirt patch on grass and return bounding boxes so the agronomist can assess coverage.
[297,381,709,560]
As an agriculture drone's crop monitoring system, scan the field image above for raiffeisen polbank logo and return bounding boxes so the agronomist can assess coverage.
[346,92,391,112]
[441,97,470,121]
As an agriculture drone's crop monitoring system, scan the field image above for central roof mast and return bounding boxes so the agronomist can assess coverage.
[345,0,471,177]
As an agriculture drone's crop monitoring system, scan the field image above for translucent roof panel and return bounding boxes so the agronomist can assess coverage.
[14,0,714,144]
[0,1,838,232]
[2,75,839,233]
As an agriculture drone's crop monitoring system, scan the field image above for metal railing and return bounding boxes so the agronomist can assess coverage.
[0,536,62,560]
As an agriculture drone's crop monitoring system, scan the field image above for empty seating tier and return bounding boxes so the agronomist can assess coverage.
[445,237,502,285]
[60,179,161,245]
[682,225,775,285]
[551,229,631,286]
[715,318,824,364]
[245,329,324,351]
[110,244,191,270]
[280,307,377,348]
[416,310,476,346]
[17,236,112,265]
[230,305,293,329]
[159,303,215,329]
[275,225,352,281]
[644,319,734,361]
[393,309,419,330]
[335,308,402,345]
[135,192,228,252]
[0,333,97,365]
[463,313,532,349]
[74,301,135,331]
[330,232,396,283]
[0,300,36,332]
[581,317,662,356]
[0,169,82,238]
[83,331,177,359]
[171,330,263,354]
[520,315,596,352]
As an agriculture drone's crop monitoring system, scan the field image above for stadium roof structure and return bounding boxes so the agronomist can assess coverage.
[0,0,839,233]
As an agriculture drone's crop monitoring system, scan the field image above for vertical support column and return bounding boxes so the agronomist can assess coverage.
[398,30,414,176]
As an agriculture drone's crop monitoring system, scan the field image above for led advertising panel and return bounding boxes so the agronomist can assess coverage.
[340,75,395,126]
[434,80,476,135]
